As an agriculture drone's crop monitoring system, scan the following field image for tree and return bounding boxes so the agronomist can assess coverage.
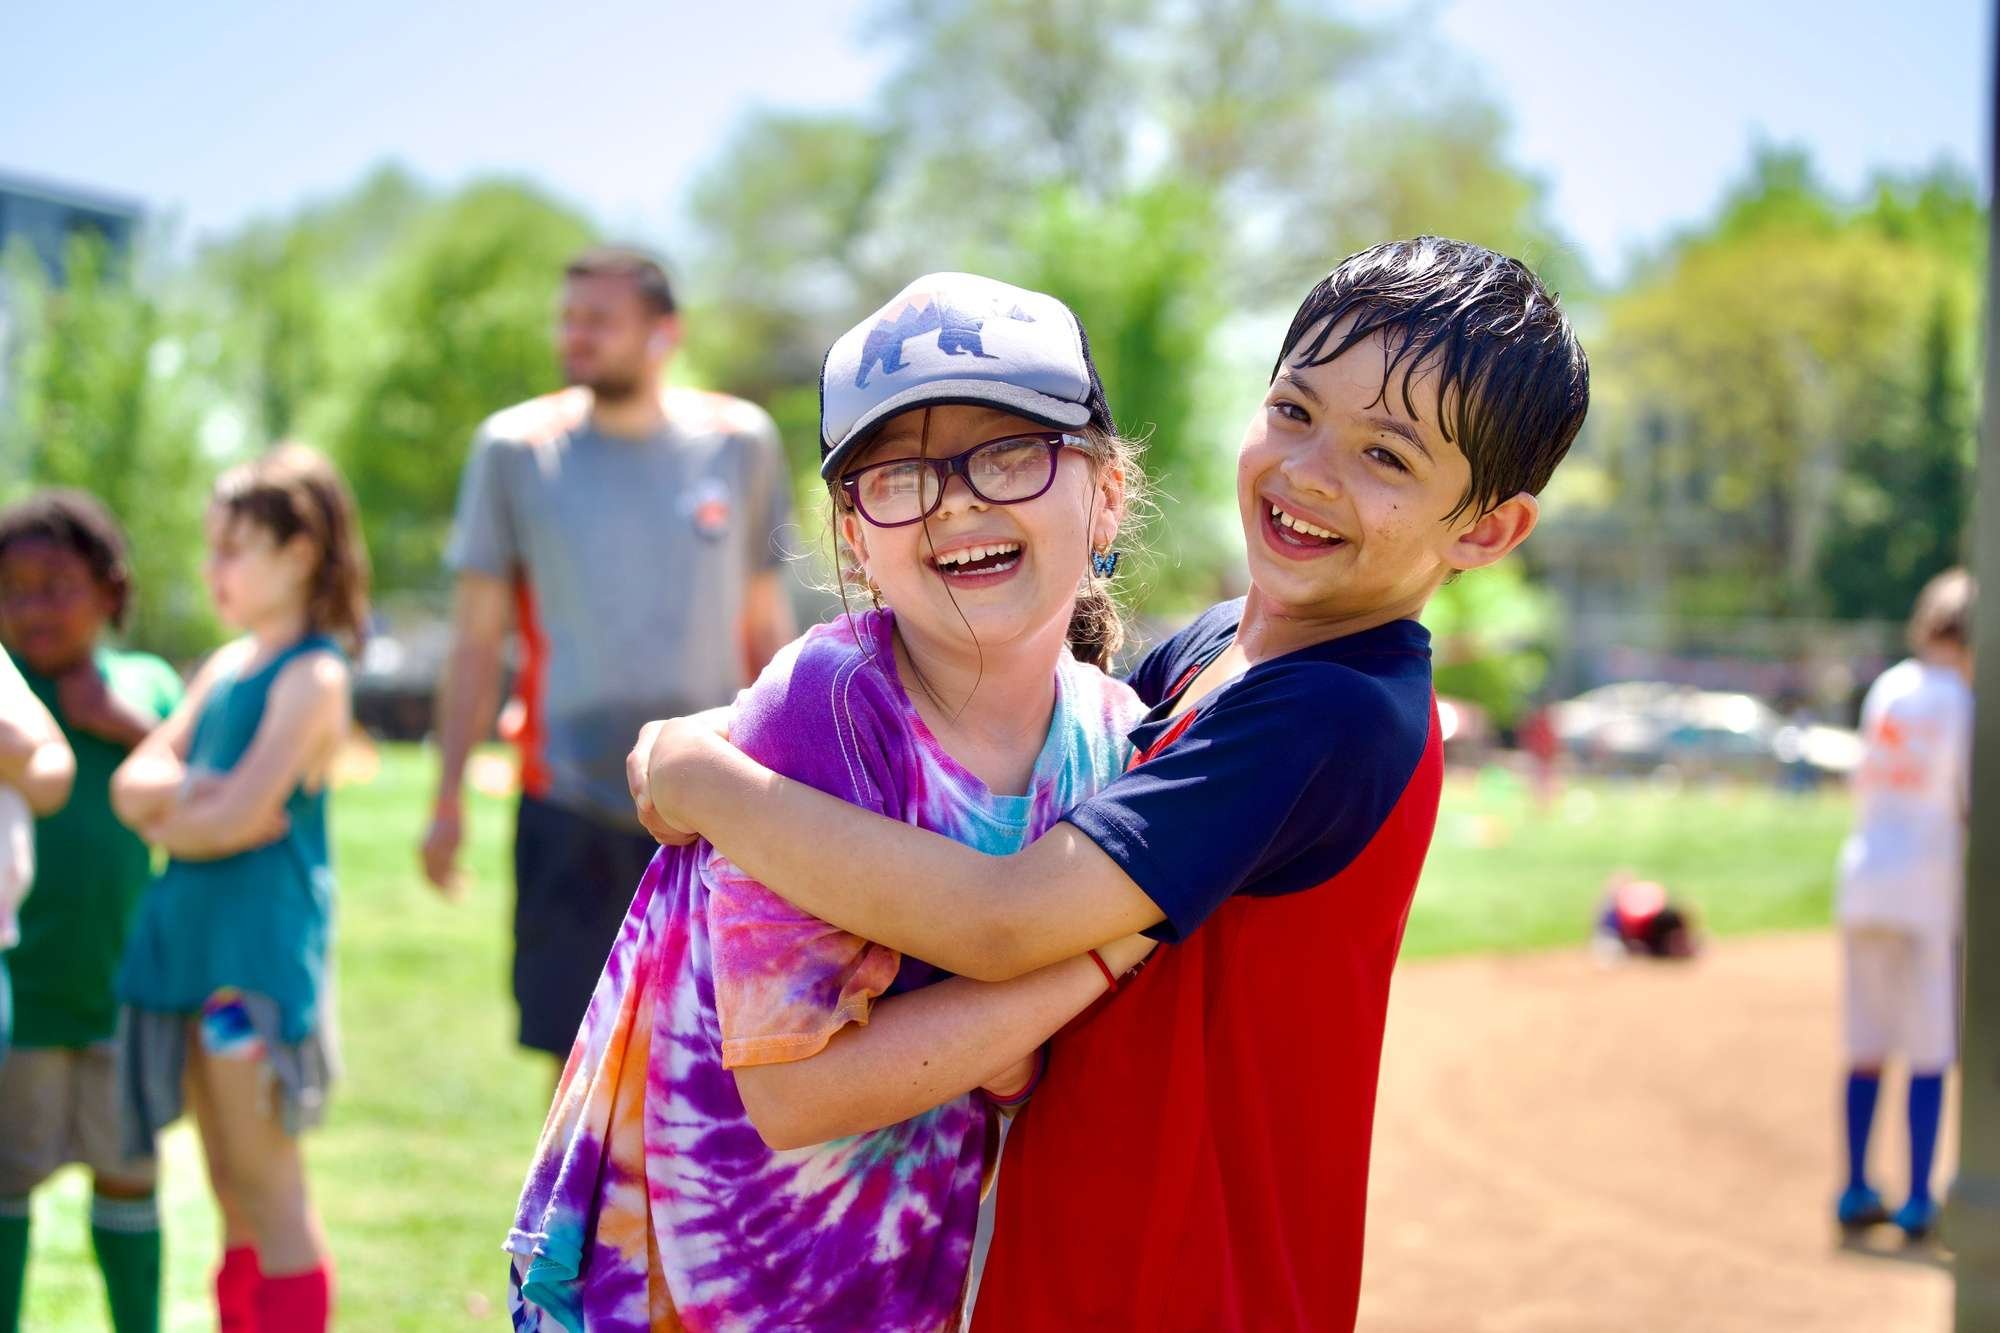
[1591,148,1971,618]
[3,234,214,658]
[1816,289,1974,619]
[331,182,593,591]
[681,0,1573,612]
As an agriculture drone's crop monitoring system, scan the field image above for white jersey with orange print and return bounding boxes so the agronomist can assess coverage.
[1836,658,1972,936]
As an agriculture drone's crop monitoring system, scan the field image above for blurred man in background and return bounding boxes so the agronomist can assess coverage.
[1833,566,1973,1241]
[421,246,794,1066]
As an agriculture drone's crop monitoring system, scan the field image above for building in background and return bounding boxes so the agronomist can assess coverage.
[0,169,142,482]
[0,169,141,282]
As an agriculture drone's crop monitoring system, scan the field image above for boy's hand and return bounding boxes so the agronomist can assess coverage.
[628,709,732,845]
[55,663,153,748]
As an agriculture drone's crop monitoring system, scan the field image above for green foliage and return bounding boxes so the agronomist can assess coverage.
[330,183,593,589]
[1422,562,1556,725]
[1816,289,1974,618]
[980,182,1231,604]
[1591,150,1978,619]
[2,235,215,659]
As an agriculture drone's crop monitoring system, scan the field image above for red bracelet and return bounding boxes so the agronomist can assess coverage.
[982,1046,1047,1108]
[1087,948,1119,992]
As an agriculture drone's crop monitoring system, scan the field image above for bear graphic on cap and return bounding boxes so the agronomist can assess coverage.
[854,283,1037,389]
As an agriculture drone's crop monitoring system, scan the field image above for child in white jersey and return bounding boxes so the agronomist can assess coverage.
[1834,567,1973,1240]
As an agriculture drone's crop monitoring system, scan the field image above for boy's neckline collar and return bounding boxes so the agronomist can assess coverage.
[1217,596,1430,664]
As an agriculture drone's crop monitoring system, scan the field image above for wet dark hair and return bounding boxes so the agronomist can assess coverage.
[0,489,133,628]
[565,244,677,317]
[212,443,371,652]
[1275,236,1590,523]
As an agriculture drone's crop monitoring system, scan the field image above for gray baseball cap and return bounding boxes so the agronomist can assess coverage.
[819,272,1114,479]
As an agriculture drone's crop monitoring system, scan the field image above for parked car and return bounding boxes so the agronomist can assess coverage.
[1548,681,1858,784]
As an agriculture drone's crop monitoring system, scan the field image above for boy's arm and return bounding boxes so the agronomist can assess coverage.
[734,932,1154,1150]
[56,662,164,750]
[651,720,1163,982]
[143,652,347,860]
[652,658,1382,981]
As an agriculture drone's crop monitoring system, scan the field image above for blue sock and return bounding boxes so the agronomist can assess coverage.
[1845,1071,1881,1192]
[1908,1072,1944,1206]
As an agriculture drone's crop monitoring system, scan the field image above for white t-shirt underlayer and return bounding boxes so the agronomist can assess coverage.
[1837,657,1972,936]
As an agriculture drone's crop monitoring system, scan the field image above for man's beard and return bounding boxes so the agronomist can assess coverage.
[566,367,645,403]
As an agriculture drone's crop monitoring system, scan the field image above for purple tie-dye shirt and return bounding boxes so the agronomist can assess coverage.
[507,609,1144,1332]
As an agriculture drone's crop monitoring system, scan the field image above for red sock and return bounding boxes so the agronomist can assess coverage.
[216,1245,262,1333]
[254,1263,332,1333]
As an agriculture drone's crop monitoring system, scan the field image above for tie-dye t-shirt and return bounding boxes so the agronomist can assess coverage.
[507,608,1144,1332]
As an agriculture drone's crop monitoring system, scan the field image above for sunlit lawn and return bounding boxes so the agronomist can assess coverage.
[22,747,1848,1329]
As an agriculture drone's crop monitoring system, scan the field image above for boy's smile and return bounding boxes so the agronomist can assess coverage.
[1237,325,1475,625]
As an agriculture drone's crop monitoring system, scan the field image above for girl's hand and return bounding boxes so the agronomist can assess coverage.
[146,800,289,861]
[627,720,692,846]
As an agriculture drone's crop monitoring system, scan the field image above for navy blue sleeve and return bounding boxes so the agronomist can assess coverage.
[1064,658,1431,941]
[1122,599,1244,709]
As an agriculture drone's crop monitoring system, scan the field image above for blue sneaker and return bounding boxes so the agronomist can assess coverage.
[1892,1196,1940,1240]
[1837,1185,1888,1229]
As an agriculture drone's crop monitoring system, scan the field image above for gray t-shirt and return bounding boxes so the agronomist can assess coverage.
[447,386,791,827]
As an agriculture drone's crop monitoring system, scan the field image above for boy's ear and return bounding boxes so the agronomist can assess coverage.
[1445,492,1538,572]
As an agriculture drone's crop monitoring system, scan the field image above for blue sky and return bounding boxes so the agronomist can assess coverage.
[0,0,1984,279]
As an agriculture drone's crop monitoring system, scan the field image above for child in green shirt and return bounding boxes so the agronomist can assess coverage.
[0,491,181,1333]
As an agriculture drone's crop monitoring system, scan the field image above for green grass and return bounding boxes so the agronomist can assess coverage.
[1405,766,1848,958]
[19,747,1849,1329]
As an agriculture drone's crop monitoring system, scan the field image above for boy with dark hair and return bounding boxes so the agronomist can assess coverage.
[635,236,1589,1328]
[0,490,181,1333]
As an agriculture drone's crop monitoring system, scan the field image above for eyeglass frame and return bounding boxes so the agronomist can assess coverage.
[837,431,1092,528]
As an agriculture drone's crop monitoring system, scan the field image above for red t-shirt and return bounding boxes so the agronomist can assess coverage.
[973,603,1442,1331]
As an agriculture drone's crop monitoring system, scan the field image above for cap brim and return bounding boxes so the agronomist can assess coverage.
[820,380,1093,479]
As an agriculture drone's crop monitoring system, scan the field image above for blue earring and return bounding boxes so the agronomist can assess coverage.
[1091,548,1121,579]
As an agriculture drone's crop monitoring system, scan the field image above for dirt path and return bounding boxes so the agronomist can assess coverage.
[1361,932,1955,1332]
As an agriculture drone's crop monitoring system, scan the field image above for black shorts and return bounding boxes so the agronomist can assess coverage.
[512,793,660,1055]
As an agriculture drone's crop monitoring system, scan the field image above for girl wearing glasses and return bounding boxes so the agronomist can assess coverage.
[509,274,1154,1332]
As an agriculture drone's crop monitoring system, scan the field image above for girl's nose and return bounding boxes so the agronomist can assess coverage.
[931,473,989,520]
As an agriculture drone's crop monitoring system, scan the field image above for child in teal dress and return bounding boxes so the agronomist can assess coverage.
[111,445,368,1333]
